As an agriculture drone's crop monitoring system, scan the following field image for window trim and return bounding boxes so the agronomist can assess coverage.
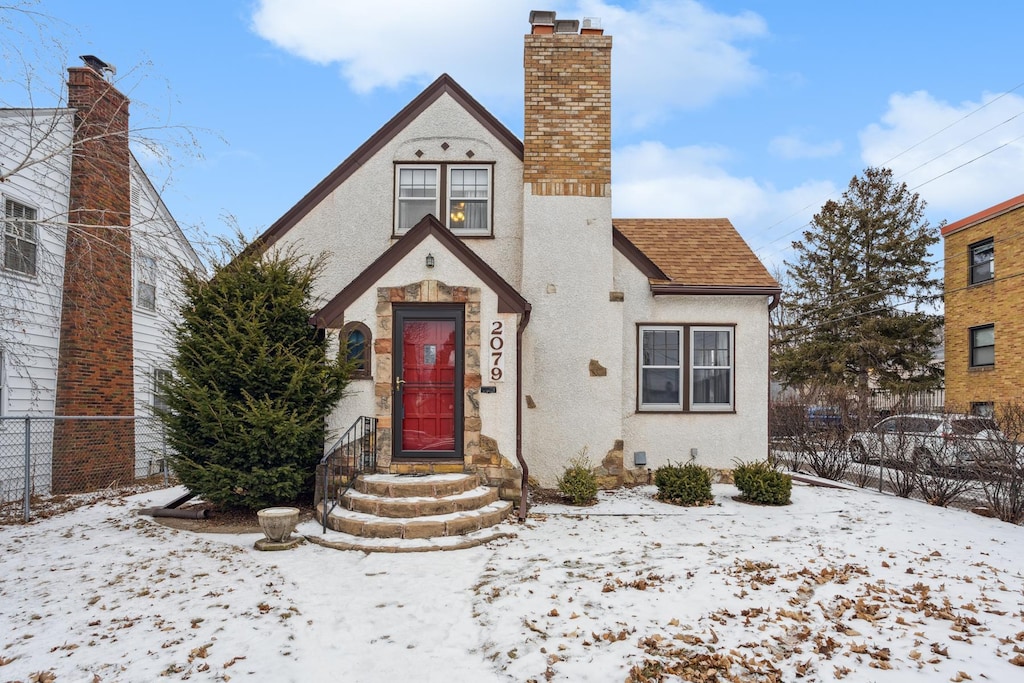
[636,323,736,413]
[969,324,995,368]
[969,237,994,285]
[153,368,172,414]
[393,162,494,237]
[3,197,39,277]
[340,321,372,380]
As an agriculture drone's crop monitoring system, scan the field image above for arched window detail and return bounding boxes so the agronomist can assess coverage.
[340,322,372,379]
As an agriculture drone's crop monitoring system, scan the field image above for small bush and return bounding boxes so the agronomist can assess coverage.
[734,460,792,505]
[654,462,713,506]
[557,452,598,505]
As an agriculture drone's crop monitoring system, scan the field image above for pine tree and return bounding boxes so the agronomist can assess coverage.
[160,245,349,510]
[774,167,943,415]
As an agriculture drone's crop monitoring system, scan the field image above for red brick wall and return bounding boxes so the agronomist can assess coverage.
[523,32,612,197]
[53,66,135,492]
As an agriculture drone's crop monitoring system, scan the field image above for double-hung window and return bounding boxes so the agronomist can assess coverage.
[638,325,734,412]
[153,369,172,413]
[395,164,491,235]
[136,252,157,311]
[969,324,994,368]
[969,238,994,285]
[4,199,38,276]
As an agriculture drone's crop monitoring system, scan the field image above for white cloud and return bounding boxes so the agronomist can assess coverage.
[250,0,767,126]
[612,140,836,271]
[859,90,1024,221]
[768,134,842,160]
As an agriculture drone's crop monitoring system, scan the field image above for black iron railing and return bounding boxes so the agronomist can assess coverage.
[315,416,377,532]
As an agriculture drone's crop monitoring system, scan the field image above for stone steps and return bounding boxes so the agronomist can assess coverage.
[316,473,513,548]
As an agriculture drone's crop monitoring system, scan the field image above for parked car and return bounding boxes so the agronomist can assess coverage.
[806,406,843,430]
[848,413,1005,474]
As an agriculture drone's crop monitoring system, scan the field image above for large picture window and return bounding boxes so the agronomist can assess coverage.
[395,164,492,235]
[4,198,38,276]
[638,325,734,412]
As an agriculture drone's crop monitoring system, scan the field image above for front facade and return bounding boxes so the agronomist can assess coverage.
[0,59,199,490]
[258,12,779,497]
[942,193,1024,414]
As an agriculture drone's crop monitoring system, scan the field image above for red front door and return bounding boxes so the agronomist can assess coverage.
[394,307,464,459]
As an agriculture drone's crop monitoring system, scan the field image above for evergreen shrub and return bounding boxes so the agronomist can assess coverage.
[734,460,792,505]
[654,462,713,506]
[557,451,599,506]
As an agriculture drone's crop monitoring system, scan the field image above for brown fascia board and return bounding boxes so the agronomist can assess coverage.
[254,74,523,252]
[611,226,669,280]
[941,191,1024,237]
[311,214,530,328]
[651,283,782,298]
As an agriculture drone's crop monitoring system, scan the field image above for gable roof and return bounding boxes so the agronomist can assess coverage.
[256,74,523,252]
[941,192,1024,237]
[613,218,780,295]
[311,214,530,328]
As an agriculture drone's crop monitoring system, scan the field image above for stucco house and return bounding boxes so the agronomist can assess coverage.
[257,12,779,517]
[0,57,200,495]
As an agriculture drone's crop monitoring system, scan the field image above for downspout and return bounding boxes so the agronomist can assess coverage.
[767,291,782,461]
[516,305,533,521]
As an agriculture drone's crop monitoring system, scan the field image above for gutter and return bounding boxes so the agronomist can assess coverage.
[515,304,533,521]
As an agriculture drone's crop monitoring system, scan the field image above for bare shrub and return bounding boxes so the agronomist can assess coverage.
[972,401,1024,524]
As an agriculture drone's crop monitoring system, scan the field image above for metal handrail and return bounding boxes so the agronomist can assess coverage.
[316,416,377,532]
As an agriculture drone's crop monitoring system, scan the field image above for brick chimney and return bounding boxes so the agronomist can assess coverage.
[53,58,136,492]
[523,10,611,197]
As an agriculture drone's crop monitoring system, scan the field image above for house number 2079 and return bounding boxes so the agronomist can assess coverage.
[489,320,505,382]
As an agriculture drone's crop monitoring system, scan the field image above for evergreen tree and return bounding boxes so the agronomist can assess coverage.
[774,167,943,414]
[160,244,349,510]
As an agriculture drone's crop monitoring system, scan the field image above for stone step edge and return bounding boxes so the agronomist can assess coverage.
[327,499,510,525]
[303,527,516,554]
[355,473,481,498]
[340,485,498,518]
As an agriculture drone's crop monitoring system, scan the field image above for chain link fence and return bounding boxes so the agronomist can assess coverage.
[0,416,173,523]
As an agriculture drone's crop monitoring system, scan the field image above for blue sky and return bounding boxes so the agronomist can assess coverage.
[4,0,1024,278]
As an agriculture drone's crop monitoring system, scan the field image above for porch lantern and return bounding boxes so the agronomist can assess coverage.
[426,252,435,268]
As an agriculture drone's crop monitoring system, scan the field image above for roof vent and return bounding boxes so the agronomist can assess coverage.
[79,55,116,79]
[554,19,580,34]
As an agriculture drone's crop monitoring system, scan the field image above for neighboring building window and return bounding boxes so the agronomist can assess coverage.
[969,324,995,367]
[136,252,157,311]
[394,164,492,235]
[638,325,734,412]
[4,199,38,276]
[153,369,172,413]
[971,401,994,418]
[691,327,733,410]
[448,166,490,234]
[340,322,372,379]
[969,238,994,284]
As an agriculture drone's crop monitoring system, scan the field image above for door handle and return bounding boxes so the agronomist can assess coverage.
[394,377,406,391]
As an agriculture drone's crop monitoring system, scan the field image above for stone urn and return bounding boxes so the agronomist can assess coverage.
[255,507,301,550]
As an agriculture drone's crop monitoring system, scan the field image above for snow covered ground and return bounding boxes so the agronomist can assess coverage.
[1,481,1022,682]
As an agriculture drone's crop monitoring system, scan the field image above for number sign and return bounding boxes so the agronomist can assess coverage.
[489,320,505,382]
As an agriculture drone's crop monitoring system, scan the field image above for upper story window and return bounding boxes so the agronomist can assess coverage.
[969,238,994,285]
[970,324,994,368]
[3,198,38,277]
[638,324,735,412]
[395,164,492,236]
[136,252,157,311]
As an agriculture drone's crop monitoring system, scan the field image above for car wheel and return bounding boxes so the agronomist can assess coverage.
[850,441,869,463]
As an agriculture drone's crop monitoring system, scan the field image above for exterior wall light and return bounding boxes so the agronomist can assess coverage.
[426,253,435,268]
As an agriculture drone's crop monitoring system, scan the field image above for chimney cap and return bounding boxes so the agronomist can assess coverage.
[529,10,556,26]
[554,19,580,33]
[79,55,117,78]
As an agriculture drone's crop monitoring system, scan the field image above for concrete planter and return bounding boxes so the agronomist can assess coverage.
[255,507,302,550]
